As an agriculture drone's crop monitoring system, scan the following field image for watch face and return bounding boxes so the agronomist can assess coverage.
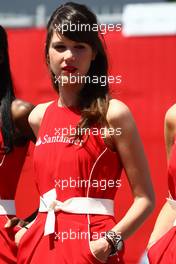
[116,239,124,251]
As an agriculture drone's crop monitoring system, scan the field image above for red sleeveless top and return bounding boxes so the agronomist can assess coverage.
[33,100,122,201]
[17,100,124,264]
[0,130,28,199]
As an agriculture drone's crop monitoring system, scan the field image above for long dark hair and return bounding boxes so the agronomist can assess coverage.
[45,2,109,129]
[0,25,15,153]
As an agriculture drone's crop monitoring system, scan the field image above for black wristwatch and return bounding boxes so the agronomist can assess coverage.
[103,230,124,256]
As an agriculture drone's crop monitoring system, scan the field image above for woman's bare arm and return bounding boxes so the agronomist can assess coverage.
[106,99,155,239]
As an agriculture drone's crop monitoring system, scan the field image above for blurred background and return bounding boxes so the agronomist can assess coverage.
[0,0,170,27]
[1,0,176,263]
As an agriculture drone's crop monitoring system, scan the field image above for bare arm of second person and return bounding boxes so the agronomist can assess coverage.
[147,104,176,249]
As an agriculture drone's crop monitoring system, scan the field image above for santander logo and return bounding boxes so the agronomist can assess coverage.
[36,134,83,147]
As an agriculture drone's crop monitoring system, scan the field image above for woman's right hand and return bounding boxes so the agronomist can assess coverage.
[5,217,28,228]
[89,238,112,263]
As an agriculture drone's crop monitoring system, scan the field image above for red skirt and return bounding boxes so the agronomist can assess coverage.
[0,215,19,264]
[17,213,124,264]
[148,226,176,264]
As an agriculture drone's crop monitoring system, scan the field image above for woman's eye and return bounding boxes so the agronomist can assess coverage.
[54,45,66,51]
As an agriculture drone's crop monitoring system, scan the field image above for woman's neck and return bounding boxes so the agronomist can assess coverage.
[58,88,80,107]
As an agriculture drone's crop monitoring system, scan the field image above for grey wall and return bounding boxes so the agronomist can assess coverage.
[0,0,166,15]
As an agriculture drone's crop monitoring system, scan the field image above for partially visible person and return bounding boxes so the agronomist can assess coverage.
[0,25,36,263]
[147,104,176,263]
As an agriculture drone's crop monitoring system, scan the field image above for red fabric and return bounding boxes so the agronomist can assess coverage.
[17,101,123,264]
[0,130,28,199]
[0,131,37,262]
[0,129,38,219]
[148,226,176,264]
[14,142,39,219]
[0,215,20,264]
[5,28,176,263]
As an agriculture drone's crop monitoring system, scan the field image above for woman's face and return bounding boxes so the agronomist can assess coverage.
[48,31,96,88]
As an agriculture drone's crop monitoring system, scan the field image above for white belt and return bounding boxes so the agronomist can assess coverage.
[39,189,114,236]
[167,197,176,226]
[0,199,16,215]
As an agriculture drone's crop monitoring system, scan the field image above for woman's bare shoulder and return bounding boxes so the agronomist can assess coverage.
[28,101,54,127]
[107,99,132,126]
[11,99,34,120]
[165,104,176,129]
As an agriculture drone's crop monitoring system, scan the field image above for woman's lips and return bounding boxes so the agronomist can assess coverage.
[62,66,77,73]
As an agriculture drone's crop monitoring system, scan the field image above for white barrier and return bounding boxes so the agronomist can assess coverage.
[122,3,176,36]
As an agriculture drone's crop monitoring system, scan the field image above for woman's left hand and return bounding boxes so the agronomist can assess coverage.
[89,237,112,263]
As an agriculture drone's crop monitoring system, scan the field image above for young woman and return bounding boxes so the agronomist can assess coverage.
[0,25,35,263]
[17,2,155,263]
[147,104,176,263]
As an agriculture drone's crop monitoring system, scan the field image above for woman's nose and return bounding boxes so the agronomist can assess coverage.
[64,49,75,62]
